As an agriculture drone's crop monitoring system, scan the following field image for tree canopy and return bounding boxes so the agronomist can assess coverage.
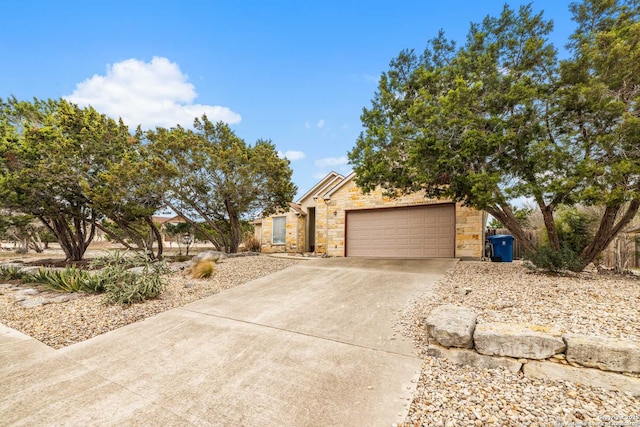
[0,97,164,260]
[145,116,296,253]
[1,98,294,259]
[348,0,640,270]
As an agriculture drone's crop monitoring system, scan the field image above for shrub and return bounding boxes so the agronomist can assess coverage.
[102,271,165,305]
[523,245,582,273]
[191,260,216,279]
[91,251,168,305]
[556,208,594,255]
[0,265,27,281]
[242,233,261,252]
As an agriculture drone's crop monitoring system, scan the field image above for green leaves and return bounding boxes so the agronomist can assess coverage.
[146,117,296,253]
[0,97,164,260]
[350,0,640,269]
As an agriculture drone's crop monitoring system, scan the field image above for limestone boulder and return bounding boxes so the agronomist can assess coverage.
[425,305,477,349]
[428,343,522,373]
[564,334,640,374]
[474,322,565,360]
[191,250,227,265]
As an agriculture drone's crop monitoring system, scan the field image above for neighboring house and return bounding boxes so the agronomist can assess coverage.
[152,215,189,242]
[258,172,486,258]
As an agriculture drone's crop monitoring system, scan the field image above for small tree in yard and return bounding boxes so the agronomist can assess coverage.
[0,213,46,253]
[164,222,194,256]
[349,0,640,271]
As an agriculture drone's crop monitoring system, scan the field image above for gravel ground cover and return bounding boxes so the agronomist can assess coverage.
[2,253,638,425]
[399,260,640,426]
[0,255,300,349]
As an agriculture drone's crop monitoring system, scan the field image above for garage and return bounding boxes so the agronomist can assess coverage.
[345,204,455,258]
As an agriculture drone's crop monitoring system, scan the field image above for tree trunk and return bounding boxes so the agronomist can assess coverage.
[40,214,94,262]
[225,199,241,254]
[145,216,164,260]
[538,202,560,251]
[29,232,44,253]
[163,199,226,251]
[577,200,640,271]
[486,205,537,253]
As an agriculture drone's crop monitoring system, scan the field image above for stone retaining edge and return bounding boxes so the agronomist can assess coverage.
[425,305,640,396]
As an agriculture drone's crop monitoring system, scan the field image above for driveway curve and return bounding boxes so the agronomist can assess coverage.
[1,257,455,426]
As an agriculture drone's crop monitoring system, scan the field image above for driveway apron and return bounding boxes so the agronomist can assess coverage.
[1,257,455,426]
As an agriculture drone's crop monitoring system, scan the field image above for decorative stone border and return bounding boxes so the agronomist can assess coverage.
[425,305,640,396]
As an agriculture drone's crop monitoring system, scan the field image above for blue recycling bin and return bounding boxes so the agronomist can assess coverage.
[488,235,514,262]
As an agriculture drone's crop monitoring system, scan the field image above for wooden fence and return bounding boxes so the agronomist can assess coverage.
[486,228,538,260]
[486,228,639,269]
[599,234,639,269]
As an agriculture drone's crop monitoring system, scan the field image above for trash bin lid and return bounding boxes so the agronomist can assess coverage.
[487,234,514,241]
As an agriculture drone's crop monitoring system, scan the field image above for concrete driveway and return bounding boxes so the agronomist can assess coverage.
[1,257,455,426]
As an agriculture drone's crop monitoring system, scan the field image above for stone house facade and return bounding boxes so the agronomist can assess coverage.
[257,172,486,258]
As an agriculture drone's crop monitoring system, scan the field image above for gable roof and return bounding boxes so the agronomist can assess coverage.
[296,171,345,204]
[152,215,188,225]
[322,172,356,199]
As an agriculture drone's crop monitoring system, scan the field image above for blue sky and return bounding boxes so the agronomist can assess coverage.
[1,1,576,198]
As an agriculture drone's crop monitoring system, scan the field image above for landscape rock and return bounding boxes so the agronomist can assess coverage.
[523,360,640,397]
[425,305,477,348]
[474,322,565,359]
[564,334,640,373]
[127,266,146,275]
[427,343,522,373]
[191,250,227,265]
[14,288,39,298]
[18,298,48,308]
[0,262,25,269]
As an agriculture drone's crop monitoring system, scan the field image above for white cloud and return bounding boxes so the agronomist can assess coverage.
[315,156,348,168]
[65,57,241,129]
[278,150,306,161]
[317,119,325,128]
[304,121,310,129]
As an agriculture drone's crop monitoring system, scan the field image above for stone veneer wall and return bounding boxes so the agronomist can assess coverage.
[259,180,486,257]
[316,180,485,258]
[259,210,302,253]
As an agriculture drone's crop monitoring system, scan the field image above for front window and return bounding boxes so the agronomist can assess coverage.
[272,217,286,245]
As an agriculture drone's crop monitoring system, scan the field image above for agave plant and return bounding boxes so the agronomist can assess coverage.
[26,267,103,293]
[91,250,168,305]
[0,265,27,281]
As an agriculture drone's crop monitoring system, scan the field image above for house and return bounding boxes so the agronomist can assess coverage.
[152,215,189,242]
[258,172,486,258]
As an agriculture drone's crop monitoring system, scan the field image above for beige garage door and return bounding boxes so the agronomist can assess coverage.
[346,204,455,258]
